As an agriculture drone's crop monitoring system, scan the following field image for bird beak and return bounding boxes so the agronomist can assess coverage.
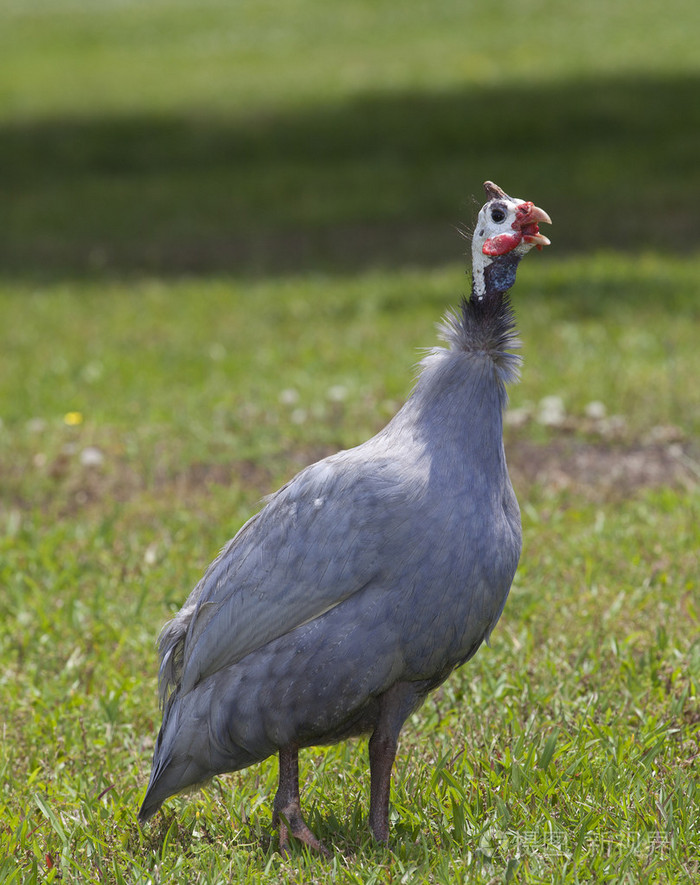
[512,202,552,250]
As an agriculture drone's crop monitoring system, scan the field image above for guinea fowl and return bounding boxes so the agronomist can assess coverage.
[139,181,551,852]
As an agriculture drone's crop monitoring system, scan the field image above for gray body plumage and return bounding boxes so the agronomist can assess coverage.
[139,183,552,841]
[139,297,522,822]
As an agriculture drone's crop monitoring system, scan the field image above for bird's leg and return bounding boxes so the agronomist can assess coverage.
[368,727,398,844]
[272,744,329,856]
[368,681,423,844]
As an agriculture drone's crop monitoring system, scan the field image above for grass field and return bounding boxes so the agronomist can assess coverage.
[1,1,699,883]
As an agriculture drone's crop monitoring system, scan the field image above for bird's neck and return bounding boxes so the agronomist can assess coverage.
[401,351,511,488]
[437,247,523,389]
[470,250,522,306]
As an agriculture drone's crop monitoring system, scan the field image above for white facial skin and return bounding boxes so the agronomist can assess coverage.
[471,196,551,301]
[472,196,528,263]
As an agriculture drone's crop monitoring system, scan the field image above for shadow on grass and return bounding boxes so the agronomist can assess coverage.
[3,72,699,277]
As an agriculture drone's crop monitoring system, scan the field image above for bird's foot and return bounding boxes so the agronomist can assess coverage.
[273,803,330,857]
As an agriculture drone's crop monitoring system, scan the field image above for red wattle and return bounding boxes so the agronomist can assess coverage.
[482,232,523,256]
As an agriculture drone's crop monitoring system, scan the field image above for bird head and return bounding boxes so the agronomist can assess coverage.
[470,181,551,302]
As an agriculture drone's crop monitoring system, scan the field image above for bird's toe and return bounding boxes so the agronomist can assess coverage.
[276,805,330,857]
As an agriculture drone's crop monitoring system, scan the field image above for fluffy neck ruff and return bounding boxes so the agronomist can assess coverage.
[417,244,525,413]
[437,291,521,388]
[437,248,524,384]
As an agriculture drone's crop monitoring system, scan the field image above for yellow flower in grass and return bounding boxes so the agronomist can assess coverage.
[64,411,83,426]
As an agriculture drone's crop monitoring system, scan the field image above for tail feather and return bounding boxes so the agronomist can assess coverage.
[138,788,165,824]
[138,733,214,823]
[138,674,269,823]
[138,693,210,823]
[138,752,209,823]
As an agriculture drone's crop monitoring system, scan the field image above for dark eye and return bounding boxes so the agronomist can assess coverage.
[491,206,506,223]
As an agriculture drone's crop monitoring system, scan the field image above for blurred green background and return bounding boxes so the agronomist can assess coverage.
[2,0,699,274]
[1,1,699,882]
